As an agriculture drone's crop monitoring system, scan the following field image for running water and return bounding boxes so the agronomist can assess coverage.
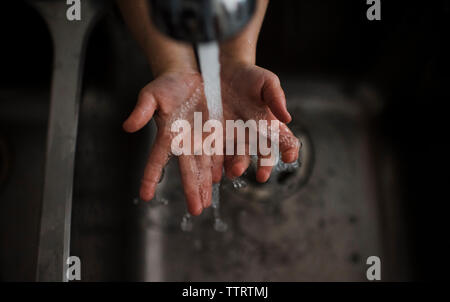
[179,42,227,232]
[197,42,223,120]
[197,42,228,232]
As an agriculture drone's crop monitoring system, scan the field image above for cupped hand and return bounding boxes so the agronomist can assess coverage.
[220,62,301,182]
[123,71,223,216]
[123,65,300,215]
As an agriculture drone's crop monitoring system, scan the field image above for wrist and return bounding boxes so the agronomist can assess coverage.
[147,53,198,77]
[149,60,198,78]
[220,43,256,66]
[144,39,198,77]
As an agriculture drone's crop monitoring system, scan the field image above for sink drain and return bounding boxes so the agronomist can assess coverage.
[223,118,314,202]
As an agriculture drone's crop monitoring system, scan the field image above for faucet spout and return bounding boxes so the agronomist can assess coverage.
[148,0,256,43]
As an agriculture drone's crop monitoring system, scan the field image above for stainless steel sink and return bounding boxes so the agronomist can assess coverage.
[0,1,411,282]
[123,80,410,281]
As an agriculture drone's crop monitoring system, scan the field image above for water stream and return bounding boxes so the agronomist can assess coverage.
[181,41,227,232]
[197,42,223,120]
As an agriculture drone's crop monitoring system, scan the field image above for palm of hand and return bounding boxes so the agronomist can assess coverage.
[123,71,221,216]
[220,64,300,182]
[123,66,300,216]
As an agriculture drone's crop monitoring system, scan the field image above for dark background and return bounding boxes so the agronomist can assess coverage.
[1,0,449,281]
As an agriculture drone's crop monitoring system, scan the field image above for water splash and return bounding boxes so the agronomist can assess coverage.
[232,177,248,189]
[212,182,228,232]
[133,194,168,206]
[275,159,300,173]
[155,196,169,206]
[180,212,193,232]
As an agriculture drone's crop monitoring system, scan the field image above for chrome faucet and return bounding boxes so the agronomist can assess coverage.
[148,0,256,42]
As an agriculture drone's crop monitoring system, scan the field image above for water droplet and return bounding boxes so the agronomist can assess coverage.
[214,218,228,232]
[232,177,247,189]
[275,158,300,173]
[180,212,193,232]
[211,183,220,208]
[157,194,169,205]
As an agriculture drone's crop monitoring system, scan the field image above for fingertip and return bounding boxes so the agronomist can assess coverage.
[189,205,203,216]
[274,101,291,124]
[140,178,157,202]
[139,188,154,202]
[122,119,136,133]
[282,149,298,163]
[284,112,292,124]
[232,164,246,178]
[124,91,157,133]
[256,169,271,183]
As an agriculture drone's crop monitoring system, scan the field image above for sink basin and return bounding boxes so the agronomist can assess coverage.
[0,2,411,282]
[69,11,410,280]
[122,80,408,282]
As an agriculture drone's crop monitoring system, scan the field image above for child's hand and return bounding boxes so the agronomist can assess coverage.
[221,62,301,182]
[123,71,223,216]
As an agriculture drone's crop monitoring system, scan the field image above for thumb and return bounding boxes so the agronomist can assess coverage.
[261,73,292,124]
[123,85,158,133]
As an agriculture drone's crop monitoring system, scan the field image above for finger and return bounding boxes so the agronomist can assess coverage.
[261,74,292,124]
[224,142,250,179]
[256,153,275,183]
[198,155,213,208]
[178,155,204,216]
[140,136,170,202]
[279,124,301,163]
[225,153,251,179]
[260,119,300,164]
[123,85,158,133]
[232,154,252,178]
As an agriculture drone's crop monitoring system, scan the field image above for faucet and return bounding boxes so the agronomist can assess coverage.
[148,0,256,42]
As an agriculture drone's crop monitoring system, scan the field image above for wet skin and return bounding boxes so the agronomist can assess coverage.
[123,65,300,216]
